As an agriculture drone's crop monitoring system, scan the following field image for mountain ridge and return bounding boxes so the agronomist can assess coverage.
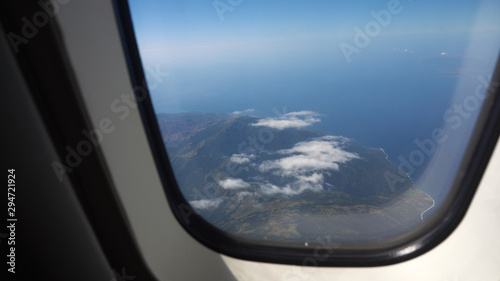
[157,112,433,244]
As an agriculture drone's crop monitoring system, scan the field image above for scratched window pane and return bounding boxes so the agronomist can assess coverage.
[129,0,500,245]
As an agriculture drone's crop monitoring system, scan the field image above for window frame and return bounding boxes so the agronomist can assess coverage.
[113,0,500,266]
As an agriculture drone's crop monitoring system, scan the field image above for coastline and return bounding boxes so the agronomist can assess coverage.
[379,148,389,160]
[421,196,436,222]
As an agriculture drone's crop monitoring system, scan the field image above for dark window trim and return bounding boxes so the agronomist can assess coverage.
[113,0,500,267]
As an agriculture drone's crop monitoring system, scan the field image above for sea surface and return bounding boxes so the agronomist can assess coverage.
[144,33,498,206]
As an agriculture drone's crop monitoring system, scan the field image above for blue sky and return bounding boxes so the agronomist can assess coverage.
[130,0,498,58]
[129,0,500,202]
[129,0,500,97]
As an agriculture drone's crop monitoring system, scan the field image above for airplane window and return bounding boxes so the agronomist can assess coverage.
[118,0,500,264]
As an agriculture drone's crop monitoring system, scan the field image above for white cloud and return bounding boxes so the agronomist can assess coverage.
[318,135,343,141]
[260,180,324,196]
[285,110,318,116]
[258,137,358,176]
[260,173,325,195]
[296,173,324,184]
[251,111,320,130]
[441,52,448,56]
[259,156,340,174]
[230,153,256,165]
[219,178,251,189]
[237,191,255,201]
[232,109,255,115]
[189,198,223,210]
[254,136,358,196]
